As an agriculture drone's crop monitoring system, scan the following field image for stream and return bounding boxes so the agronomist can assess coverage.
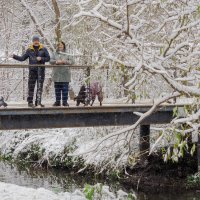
[0,161,199,200]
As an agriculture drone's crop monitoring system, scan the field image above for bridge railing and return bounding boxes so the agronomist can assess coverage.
[0,64,128,104]
[0,64,87,102]
[0,63,177,105]
[0,64,91,68]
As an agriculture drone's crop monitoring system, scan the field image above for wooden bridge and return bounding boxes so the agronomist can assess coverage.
[0,64,199,171]
[0,64,182,130]
[0,63,182,130]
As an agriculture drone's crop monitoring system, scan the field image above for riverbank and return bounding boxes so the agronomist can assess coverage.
[121,152,198,192]
[76,151,199,193]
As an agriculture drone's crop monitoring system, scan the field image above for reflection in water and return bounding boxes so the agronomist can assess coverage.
[0,161,91,192]
[0,161,199,200]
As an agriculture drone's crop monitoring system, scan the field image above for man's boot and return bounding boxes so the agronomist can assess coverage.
[53,102,61,107]
[35,101,45,108]
[28,102,35,108]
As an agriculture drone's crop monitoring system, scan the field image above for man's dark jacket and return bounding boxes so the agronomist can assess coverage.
[13,44,50,67]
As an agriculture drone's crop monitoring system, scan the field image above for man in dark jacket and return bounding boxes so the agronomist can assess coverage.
[13,35,50,107]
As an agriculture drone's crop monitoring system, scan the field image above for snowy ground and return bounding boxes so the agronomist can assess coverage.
[0,126,130,169]
[0,181,86,200]
[0,181,135,200]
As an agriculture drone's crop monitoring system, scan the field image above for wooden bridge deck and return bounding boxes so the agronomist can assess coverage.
[0,101,188,130]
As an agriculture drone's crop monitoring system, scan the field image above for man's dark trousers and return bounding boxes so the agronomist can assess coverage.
[27,67,45,105]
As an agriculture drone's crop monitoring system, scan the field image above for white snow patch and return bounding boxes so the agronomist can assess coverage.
[0,181,135,200]
[0,181,85,200]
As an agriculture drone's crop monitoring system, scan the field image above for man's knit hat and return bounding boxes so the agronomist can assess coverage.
[32,35,40,42]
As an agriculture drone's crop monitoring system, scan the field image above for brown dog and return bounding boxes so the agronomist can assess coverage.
[90,82,103,106]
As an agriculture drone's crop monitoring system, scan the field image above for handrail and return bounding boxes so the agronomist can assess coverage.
[0,64,134,69]
[0,64,92,69]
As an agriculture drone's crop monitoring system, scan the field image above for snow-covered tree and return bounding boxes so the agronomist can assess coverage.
[68,0,200,169]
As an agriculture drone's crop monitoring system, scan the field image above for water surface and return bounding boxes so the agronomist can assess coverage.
[0,161,199,200]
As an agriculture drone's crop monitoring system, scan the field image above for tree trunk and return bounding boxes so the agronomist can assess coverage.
[52,0,61,41]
